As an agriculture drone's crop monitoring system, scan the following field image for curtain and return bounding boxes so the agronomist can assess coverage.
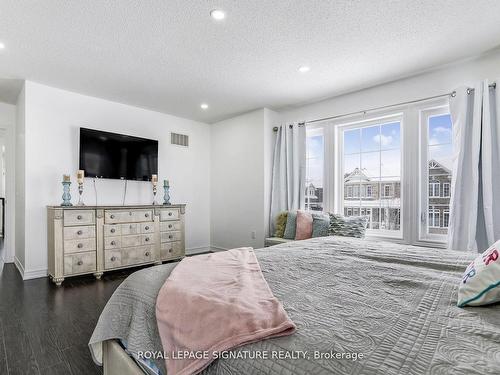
[448,80,500,252]
[269,123,306,234]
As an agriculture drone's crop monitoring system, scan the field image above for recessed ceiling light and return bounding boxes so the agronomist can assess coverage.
[0,42,5,50]
[298,66,310,73]
[200,103,209,110]
[210,9,225,20]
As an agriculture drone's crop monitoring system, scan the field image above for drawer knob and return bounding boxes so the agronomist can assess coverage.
[168,235,173,239]
[110,228,116,233]
[168,212,173,216]
[111,256,116,262]
[129,212,133,216]
[110,214,115,219]
[168,224,172,229]
[77,215,83,220]
[168,248,173,253]
[77,260,83,266]
[145,251,150,257]
[145,213,149,218]
[145,226,149,230]
[77,243,83,248]
[130,225,133,229]
[77,230,83,235]
[145,237,150,242]
[111,241,116,246]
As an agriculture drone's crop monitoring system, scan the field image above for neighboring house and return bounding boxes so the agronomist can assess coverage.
[427,160,452,235]
[341,159,451,233]
[343,168,401,230]
[305,183,323,211]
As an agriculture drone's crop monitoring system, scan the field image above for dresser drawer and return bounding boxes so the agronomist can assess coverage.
[161,230,181,243]
[140,223,154,233]
[64,210,95,226]
[63,225,95,240]
[121,234,141,248]
[104,224,121,237]
[64,251,96,275]
[105,209,153,224]
[64,238,96,254]
[104,250,122,269]
[160,221,181,232]
[121,245,155,266]
[160,241,183,259]
[121,223,140,235]
[104,236,121,250]
[141,234,154,245]
[159,208,179,221]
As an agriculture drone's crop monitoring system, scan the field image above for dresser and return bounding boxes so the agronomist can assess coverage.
[47,204,185,285]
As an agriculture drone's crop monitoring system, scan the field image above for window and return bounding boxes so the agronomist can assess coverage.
[443,210,450,228]
[429,181,440,197]
[305,128,324,211]
[443,183,450,197]
[420,109,453,239]
[341,118,402,234]
[428,207,440,228]
[366,185,373,197]
[346,186,353,198]
[383,185,392,197]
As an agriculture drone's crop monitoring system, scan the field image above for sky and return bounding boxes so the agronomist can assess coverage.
[305,114,453,189]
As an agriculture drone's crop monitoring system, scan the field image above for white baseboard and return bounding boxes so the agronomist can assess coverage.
[186,246,212,255]
[14,257,48,280]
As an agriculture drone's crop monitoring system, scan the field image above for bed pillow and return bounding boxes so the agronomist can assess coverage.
[458,240,500,307]
[328,214,369,238]
[274,211,288,238]
[312,213,330,237]
[295,211,313,240]
[283,211,297,240]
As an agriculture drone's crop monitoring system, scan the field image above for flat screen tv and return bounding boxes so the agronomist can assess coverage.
[79,128,158,181]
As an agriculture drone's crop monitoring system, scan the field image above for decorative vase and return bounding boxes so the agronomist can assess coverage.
[77,170,85,206]
[163,180,171,205]
[61,175,73,206]
[152,174,158,205]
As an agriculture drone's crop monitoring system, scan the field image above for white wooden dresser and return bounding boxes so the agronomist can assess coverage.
[47,204,185,285]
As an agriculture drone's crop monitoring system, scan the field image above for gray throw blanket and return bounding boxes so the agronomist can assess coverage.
[89,237,500,374]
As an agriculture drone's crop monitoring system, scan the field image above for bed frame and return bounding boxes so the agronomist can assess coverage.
[102,340,145,375]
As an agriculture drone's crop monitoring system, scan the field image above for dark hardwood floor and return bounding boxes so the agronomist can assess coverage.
[0,263,135,375]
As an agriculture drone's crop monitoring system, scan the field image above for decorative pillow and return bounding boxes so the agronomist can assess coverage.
[328,214,369,238]
[295,211,313,240]
[312,213,330,238]
[458,240,500,307]
[283,211,297,240]
[274,212,288,238]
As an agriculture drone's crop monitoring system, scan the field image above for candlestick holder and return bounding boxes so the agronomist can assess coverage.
[163,185,171,205]
[61,180,73,206]
[77,181,85,206]
[152,184,158,205]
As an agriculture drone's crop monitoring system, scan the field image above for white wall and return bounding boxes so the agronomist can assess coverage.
[0,102,16,264]
[20,81,211,278]
[279,49,500,123]
[15,86,25,271]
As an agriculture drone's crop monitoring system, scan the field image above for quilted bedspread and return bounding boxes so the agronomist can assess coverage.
[89,236,500,375]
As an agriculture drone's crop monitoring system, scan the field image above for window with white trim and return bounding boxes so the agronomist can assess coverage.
[305,128,324,211]
[341,117,402,235]
[443,183,450,197]
[419,109,453,240]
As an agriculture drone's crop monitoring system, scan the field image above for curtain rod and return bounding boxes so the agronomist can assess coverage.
[272,83,496,130]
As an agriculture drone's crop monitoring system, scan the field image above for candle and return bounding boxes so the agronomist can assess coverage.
[151,174,158,184]
[77,170,84,184]
[63,174,71,182]
[164,179,169,187]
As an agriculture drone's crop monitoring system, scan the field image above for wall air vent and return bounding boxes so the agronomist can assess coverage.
[171,132,189,147]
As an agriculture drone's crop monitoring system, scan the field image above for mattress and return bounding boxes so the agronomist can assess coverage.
[89,236,500,374]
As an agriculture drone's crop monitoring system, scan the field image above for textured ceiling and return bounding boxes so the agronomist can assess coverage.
[1,1,500,123]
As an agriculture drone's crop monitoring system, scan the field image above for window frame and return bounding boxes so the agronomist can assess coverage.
[418,104,452,244]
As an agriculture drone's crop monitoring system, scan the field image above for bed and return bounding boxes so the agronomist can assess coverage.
[89,236,500,375]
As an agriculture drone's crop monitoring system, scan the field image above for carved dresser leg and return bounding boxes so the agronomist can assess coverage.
[94,272,103,280]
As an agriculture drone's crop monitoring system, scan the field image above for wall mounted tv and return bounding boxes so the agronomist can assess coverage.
[79,128,158,181]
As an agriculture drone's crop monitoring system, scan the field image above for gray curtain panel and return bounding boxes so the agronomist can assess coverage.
[448,80,500,252]
[269,124,306,234]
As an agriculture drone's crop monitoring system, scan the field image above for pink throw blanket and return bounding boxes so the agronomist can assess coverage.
[155,247,296,375]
